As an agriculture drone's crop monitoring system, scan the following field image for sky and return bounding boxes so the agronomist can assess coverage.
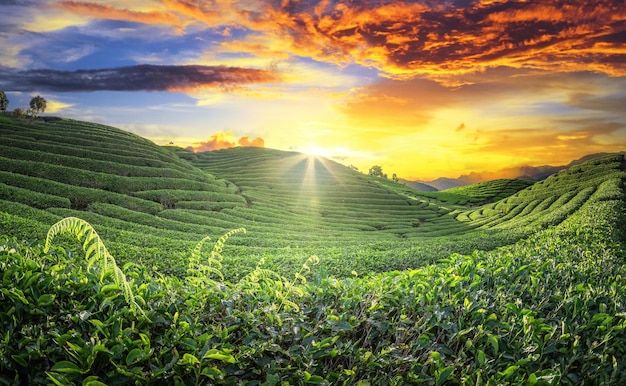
[0,0,625,181]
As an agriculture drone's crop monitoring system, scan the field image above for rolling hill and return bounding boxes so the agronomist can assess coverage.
[0,116,537,277]
[1,116,626,384]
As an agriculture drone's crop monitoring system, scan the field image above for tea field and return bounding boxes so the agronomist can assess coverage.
[0,116,625,384]
[0,117,532,279]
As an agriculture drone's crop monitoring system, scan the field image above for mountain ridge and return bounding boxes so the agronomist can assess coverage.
[411,152,624,190]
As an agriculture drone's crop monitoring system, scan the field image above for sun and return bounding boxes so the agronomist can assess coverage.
[301,143,334,158]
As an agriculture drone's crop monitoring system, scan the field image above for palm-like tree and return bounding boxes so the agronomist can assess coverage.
[29,95,47,117]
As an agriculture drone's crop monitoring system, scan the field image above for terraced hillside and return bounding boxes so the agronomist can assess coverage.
[0,117,247,274]
[1,116,626,384]
[455,155,626,230]
[440,179,535,205]
[0,116,622,279]
[0,117,518,277]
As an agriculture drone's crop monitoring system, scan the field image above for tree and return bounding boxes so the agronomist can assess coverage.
[13,108,25,119]
[369,165,384,178]
[0,91,8,111]
[29,95,47,117]
[392,173,399,182]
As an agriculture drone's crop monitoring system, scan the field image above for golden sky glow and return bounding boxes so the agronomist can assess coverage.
[0,0,624,181]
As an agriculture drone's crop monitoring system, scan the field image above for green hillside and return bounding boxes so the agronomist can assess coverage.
[441,179,535,205]
[0,117,533,278]
[1,116,626,384]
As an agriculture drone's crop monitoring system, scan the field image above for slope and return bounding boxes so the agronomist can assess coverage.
[0,117,247,275]
[455,154,626,230]
[0,116,623,280]
[1,150,625,384]
[0,116,525,278]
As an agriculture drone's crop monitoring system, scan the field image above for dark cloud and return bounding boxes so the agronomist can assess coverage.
[252,0,626,78]
[0,64,281,92]
[567,93,626,114]
[51,1,625,79]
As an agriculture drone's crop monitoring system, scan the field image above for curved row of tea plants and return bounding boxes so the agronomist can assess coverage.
[456,154,626,232]
[0,117,622,281]
[0,117,527,279]
[1,155,625,384]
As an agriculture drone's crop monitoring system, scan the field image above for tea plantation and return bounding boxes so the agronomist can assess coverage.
[0,116,625,384]
[0,117,532,279]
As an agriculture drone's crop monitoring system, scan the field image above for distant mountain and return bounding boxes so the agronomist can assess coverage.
[408,152,623,190]
[398,178,438,191]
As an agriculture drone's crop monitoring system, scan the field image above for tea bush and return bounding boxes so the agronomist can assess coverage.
[1,166,625,384]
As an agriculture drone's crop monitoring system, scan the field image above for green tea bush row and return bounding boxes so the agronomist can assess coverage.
[1,121,175,163]
[0,156,224,194]
[0,171,162,214]
[2,178,624,384]
[132,189,246,209]
[0,182,70,209]
[1,136,196,172]
[0,145,202,180]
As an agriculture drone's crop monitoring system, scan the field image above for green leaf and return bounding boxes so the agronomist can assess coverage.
[37,294,55,306]
[201,366,223,379]
[11,354,28,367]
[125,348,145,365]
[306,375,326,384]
[4,288,28,304]
[487,334,499,355]
[430,351,442,367]
[203,349,236,364]
[436,366,454,386]
[83,381,108,386]
[264,373,280,386]
[51,360,82,374]
[181,353,200,366]
[100,284,120,293]
[498,365,519,379]
[46,371,71,386]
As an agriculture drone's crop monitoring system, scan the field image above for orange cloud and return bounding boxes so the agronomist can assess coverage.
[55,1,626,81]
[161,0,222,26]
[187,132,265,152]
[244,0,625,79]
[238,136,264,147]
[57,1,185,31]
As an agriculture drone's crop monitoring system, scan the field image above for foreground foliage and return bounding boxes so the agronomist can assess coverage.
[1,162,625,385]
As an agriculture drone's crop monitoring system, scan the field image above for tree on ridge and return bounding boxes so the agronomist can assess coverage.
[0,91,8,111]
[369,165,384,177]
[29,95,47,118]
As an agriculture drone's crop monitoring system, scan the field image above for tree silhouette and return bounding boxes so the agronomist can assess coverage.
[0,91,8,111]
[29,95,47,118]
[13,108,25,119]
[369,165,384,177]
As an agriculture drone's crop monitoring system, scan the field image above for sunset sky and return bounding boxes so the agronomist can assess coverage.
[1,0,625,180]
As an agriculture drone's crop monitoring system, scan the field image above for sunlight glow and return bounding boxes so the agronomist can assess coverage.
[301,143,337,158]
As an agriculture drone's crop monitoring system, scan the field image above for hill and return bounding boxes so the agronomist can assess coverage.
[0,117,622,279]
[0,116,526,278]
[440,179,535,205]
[411,153,625,190]
[1,116,625,384]
[398,178,438,191]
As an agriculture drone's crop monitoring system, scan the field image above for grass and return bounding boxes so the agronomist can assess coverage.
[0,116,625,383]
